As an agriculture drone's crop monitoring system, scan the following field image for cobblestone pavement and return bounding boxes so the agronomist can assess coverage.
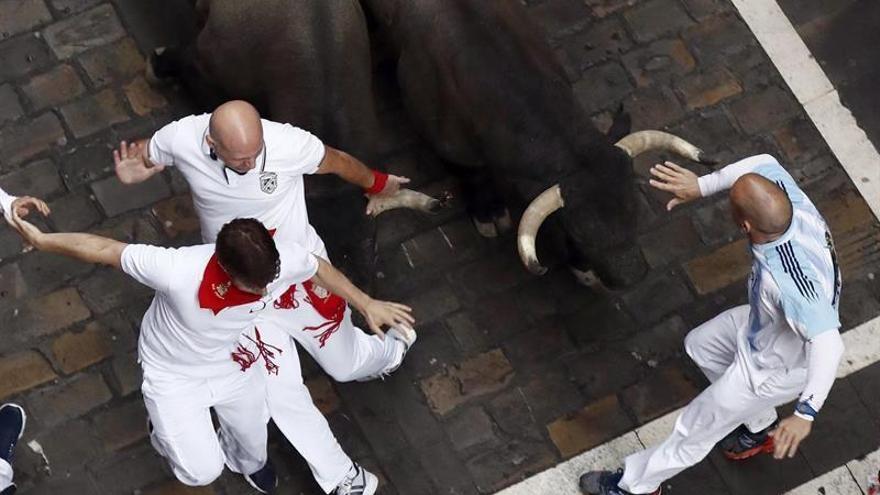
[0,0,878,494]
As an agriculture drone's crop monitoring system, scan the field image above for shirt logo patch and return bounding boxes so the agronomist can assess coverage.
[260,172,277,194]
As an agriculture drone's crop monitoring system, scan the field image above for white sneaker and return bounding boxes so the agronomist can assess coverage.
[334,463,378,495]
[357,325,417,382]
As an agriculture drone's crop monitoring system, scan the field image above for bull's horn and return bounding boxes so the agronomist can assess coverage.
[615,130,718,164]
[517,185,564,275]
[367,189,449,217]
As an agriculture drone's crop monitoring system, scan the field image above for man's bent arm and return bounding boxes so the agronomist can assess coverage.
[315,147,376,190]
[698,154,785,197]
[34,232,126,269]
[794,329,844,421]
[310,257,372,312]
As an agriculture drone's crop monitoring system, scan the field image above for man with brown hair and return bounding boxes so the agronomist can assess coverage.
[8,214,412,494]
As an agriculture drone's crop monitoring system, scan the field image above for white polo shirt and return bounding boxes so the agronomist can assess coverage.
[148,114,327,255]
[121,241,318,378]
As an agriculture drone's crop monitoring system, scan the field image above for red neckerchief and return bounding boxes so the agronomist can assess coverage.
[198,229,278,315]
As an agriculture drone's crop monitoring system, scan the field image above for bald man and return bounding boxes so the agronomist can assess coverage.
[111,100,412,494]
[580,154,844,495]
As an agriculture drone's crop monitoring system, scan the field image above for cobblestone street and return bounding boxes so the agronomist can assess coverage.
[0,0,878,494]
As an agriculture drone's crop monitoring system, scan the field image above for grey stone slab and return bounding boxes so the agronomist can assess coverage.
[42,4,125,59]
[91,172,170,217]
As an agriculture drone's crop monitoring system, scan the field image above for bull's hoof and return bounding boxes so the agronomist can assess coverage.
[145,47,178,86]
[473,217,498,238]
[493,208,513,233]
[569,266,611,294]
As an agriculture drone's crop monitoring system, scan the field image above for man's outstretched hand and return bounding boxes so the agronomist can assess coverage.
[360,299,415,338]
[769,415,812,459]
[113,140,164,184]
[648,161,702,211]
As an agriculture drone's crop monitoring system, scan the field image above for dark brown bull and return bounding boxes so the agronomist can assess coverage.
[361,0,716,289]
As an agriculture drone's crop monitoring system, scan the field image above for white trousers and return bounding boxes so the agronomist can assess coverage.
[240,323,353,493]
[620,305,807,494]
[0,459,12,492]
[141,366,269,487]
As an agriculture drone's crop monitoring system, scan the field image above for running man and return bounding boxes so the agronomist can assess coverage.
[580,154,844,494]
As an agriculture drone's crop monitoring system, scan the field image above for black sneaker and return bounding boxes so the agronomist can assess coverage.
[721,421,777,460]
[579,469,661,495]
[334,463,378,495]
[244,460,277,494]
[0,404,26,466]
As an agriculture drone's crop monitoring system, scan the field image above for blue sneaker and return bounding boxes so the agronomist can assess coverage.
[334,463,378,495]
[579,469,661,495]
[721,421,778,460]
[244,460,277,494]
[0,404,25,466]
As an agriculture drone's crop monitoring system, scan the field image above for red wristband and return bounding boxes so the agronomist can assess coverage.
[366,170,389,195]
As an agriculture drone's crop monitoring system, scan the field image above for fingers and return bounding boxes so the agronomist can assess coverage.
[666,198,682,211]
[395,176,411,184]
[366,315,386,339]
[772,428,792,459]
[648,178,677,193]
[663,161,689,173]
[650,164,679,182]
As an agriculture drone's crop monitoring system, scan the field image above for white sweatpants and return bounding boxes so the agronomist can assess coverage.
[0,459,12,492]
[239,323,353,493]
[619,305,807,494]
[141,366,270,487]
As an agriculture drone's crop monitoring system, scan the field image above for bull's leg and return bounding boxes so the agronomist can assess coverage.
[445,163,506,238]
[146,44,229,111]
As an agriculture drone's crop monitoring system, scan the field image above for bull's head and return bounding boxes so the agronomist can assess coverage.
[517,131,716,290]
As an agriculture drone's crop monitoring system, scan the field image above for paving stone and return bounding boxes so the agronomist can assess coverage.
[446,311,493,356]
[0,83,23,123]
[125,76,168,116]
[151,193,199,238]
[799,379,880,474]
[583,0,638,18]
[682,12,761,70]
[0,228,25,261]
[91,172,171,217]
[0,262,27,308]
[18,248,93,294]
[27,372,112,427]
[617,314,688,366]
[59,140,114,188]
[0,159,64,199]
[0,33,54,80]
[405,284,461,326]
[27,470,100,494]
[445,249,532,301]
[304,375,339,415]
[620,363,700,423]
[565,298,638,344]
[574,62,634,114]
[669,108,741,166]
[42,3,125,59]
[49,0,100,15]
[0,350,56,400]
[414,439,479,495]
[383,449,437,495]
[110,350,141,396]
[772,117,825,164]
[640,215,702,269]
[529,0,592,39]
[381,376,445,448]
[465,439,557,493]
[79,267,151,313]
[461,292,533,342]
[50,321,113,373]
[111,0,200,52]
[91,444,168,494]
[0,287,91,341]
[547,394,635,457]
[623,0,694,42]
[34,418,100,475]
[0,112,66,166]
[692,197,740,246]
[93,398,149,451]
[420,349,514,415]
[520,367,585,424]
[730,86,800,135]
[0,0,52,39]
[48,191,102,231]
[622,39,696,88]
[566,348,644,401]
[76,36,143,86]
[336,379,411,460]
[665,458,732,494]
[685,239,751,295]
[402,320,461,378]
[625,84,686,131]
[502,321,572,370]
[21,64,86,110]
[93,212,163,245]
[60,88,130,138]
[446,406,499,453]
[708,447,815,495]
[680,0,732,19]
[622,272,694,325]
[558,17,633,72]
[676,66,743,110]
[144,481,217,495]
[487,387,545,442]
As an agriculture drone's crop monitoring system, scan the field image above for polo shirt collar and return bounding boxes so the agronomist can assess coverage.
[198,254,262,315]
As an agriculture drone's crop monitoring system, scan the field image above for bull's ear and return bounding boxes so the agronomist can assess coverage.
[607,103,631,142]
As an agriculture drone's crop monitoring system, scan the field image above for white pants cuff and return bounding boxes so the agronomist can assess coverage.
[0,458,12,491]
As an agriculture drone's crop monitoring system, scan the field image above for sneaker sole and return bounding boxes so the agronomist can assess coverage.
[724,438,775,460]
[244,473,277,494]
[0,403,27,443]
[362,471,379,495]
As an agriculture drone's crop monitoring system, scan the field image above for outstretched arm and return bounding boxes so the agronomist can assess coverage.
[9,214,125,269]
[316,146,410,205]
[310,257,414,337]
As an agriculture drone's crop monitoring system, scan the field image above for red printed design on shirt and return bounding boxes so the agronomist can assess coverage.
[198,254,261,315]
[302,281,346,347]
[231,327,284,375]
[273,284,299,309]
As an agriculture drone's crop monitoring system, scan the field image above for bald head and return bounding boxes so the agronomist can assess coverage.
[207,100,263,173]
[729,173,792,238]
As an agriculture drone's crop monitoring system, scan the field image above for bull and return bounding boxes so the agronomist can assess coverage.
[361,0,715,289]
